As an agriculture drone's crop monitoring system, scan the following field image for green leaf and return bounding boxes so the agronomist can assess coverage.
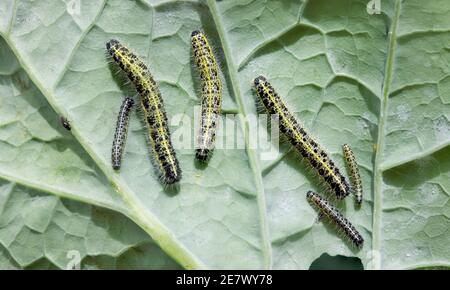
[0,0,449,269]
[0,182,181,269]
[0,36,179,269]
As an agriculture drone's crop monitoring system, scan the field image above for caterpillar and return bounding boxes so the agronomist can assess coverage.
[60,116,71,131]
[106,39,182,184]
[342,144,363,205]
[112,97,134,170]
[191,30,222,162]
[306,191,364,248]
[253,76,349,199]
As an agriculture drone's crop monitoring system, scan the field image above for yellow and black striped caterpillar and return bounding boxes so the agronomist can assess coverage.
[343,144,363,205]
[307,191,364,248]
[253,76,349,199]
[106,39,182,184]
[112,97,134,170]
[191,30,222,162]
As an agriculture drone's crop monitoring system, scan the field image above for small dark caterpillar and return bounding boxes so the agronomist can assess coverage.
[253,76,350,199]
[307,191,364,248]
[106,39,182,184]
[60,116,71,131]
[342,144,363,205]
[112,97,134,170]
[191,30,222,162]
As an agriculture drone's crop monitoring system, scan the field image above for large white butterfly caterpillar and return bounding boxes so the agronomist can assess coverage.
[191,30,222,162]
[342,144,363,205]
[307,191,364,248]
[106,39,182,184]
[60,116,71,131]
[253,76,350,199]
[112,97,134,170]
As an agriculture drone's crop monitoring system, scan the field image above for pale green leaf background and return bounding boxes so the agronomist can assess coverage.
[0,0,448,269]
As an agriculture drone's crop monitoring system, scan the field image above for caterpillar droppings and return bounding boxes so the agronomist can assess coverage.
[307,191,364,248]
[191,30,222,162]
[253,76,349,199]
[106,39,182,184]
[343,144,363,205]
[112,97,134,170]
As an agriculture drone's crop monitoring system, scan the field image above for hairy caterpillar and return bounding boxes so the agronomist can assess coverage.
[342,144,363,205]
[112,97,134,170]
[106,39,182,184]
[253,76,349,199]
[60,116,71,131]
[191,30,222,162]
[307,191,364,248]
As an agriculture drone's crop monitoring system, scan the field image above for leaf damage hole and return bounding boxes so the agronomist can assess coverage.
[309,253,363,270]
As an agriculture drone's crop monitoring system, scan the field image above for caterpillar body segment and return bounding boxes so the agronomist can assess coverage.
[253,76,350,199]
[112,97,134,170]
[343,144,363,205]
[191,30,222,162]
[307,191,364,248]
[107,39,182,184]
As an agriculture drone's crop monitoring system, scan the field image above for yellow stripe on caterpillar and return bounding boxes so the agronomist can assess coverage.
[191,30,222,162]
[106,39,182,184]
[343,144,363,205]
[253,76,349,199]
[307,191,363,248]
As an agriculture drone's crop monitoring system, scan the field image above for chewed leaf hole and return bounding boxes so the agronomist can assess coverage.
[309,253,363,270]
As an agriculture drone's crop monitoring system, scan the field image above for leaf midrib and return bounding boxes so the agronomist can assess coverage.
[0,14,207,271]
[372,0,402,270]
[2,0,431,270]
[206,0,273,269]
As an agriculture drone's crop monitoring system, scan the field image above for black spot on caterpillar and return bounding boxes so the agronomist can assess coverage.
[343,144,363,205]
[307,191,364,248]
[112,97,134,170]
[191,30,222,162]
[253,76,350,199]
[106,39,182,184]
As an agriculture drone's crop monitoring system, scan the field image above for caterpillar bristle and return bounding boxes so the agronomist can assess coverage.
[191,30,222,164]
[306,191,364,248]
[342,144,363,205]
[107,39,182,185]
[253,76,350,199]
[112,97,134,170]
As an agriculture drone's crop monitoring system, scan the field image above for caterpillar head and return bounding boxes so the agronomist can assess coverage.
[106,39,120,51]
[253,75,267,87]
[191,30,201,37]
